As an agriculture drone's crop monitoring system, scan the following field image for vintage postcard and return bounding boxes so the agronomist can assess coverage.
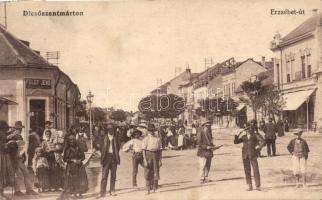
[0,0,321,199]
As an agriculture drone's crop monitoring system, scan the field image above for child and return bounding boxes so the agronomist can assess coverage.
[33,147,50,192]
[287,129,310,188]
[122,129,143,188]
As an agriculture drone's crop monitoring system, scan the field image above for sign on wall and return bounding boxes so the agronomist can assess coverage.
[25,79,52,89]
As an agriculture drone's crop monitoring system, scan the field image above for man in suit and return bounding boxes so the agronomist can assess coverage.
[263,118,277,156]
[97,123,121,198]
[197,114,214,184]
[234,123,265,191]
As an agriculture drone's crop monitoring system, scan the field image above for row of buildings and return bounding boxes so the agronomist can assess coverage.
[0,25,81,140]
[151,10,322,131]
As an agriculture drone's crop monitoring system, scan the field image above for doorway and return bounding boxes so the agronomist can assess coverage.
[30,100,46,132]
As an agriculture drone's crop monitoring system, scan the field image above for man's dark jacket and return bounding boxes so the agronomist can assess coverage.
[234,134,265,159]
[197,124,214,158]
[100,132,121,165]
[287,138,310,160]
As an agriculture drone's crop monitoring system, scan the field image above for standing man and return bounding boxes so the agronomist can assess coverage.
[122,129,144,189]
[287,129,310,188]
[234,123,265,191]
[197,115,214,184]
[142,123,162,195]
[97,123,121,198]
[263,118,277,157]
[7,121,38,196]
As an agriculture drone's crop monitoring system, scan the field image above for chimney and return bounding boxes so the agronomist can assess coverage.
[261,56,266,68]
[312,9,318,16]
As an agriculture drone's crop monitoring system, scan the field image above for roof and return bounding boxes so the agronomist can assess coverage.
[281,13,321,44]
[0,25,51,67]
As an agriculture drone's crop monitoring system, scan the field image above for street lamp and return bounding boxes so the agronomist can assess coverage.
[86,91,94,152]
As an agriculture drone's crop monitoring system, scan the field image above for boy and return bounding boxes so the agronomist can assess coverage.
[287,129,310,188]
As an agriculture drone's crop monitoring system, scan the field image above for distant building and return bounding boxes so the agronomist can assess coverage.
[0,25,80,139]
[270,9,322,130]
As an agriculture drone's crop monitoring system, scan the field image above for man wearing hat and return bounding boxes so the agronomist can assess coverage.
[142,123,162,194]
[7,121,38,196]
[197,114,215,184]
[97,123,121,198]
[234,122,265,191]
[122,129,144,188]
[263,118,277,157]
[287,129,310,188]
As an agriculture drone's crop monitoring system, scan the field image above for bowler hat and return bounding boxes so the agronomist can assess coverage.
[14,121,25,129]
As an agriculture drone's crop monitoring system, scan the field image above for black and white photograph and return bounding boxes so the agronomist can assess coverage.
[0,0,321,199]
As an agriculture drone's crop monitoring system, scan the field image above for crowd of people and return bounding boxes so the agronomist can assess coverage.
[0,115,311,199]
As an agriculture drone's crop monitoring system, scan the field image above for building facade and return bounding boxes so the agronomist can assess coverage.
[0,26,80,140]
[270,10,322,130]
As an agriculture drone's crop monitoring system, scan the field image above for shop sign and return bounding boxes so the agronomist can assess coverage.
[26,79,52,89]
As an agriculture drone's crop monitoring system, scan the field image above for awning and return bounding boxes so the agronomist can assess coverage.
[282,89,315,111]
[236,103,246,111]
[0,97,17,105]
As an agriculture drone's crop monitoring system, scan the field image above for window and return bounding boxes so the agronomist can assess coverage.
[307,54,312,78]
[287,74,291,83]
[301,56,306,79]
[286,60,291,83]
[276,63,280,89]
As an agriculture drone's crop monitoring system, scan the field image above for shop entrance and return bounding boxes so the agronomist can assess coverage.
[29,100,46,131]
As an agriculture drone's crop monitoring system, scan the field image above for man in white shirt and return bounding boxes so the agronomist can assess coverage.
[97,123,121,198]
[122,130,143,188]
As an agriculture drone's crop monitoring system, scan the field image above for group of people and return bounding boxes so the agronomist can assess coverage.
[0,120,89,200]
[233,118,310,191]
[0,116,311,199]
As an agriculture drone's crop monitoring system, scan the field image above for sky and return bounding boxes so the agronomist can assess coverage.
[1,0,320,111]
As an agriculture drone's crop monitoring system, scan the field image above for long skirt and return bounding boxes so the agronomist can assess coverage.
[47,155,64,189]
[64,163,88,194]
[0,153,15,189]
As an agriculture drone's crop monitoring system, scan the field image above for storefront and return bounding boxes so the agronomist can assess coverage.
[0,26,80,140]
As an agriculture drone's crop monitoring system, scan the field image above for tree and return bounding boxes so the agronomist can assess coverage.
[92,107,107,122]
[110,109,127,122]
[240,79,266,120]
[240,76,284,120]
[138,94,185,120]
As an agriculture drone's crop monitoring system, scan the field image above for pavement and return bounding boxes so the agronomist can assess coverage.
[4,128,322,200]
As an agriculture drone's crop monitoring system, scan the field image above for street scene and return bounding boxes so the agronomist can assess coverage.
[0,0,322,200]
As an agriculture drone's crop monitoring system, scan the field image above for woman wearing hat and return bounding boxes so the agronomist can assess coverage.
[142,123,162,194]
[287,130,310,188]
[0,120,15,199]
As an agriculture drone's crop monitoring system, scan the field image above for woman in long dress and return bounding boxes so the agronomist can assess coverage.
[0,120,15,200]
[59,134,88,199]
